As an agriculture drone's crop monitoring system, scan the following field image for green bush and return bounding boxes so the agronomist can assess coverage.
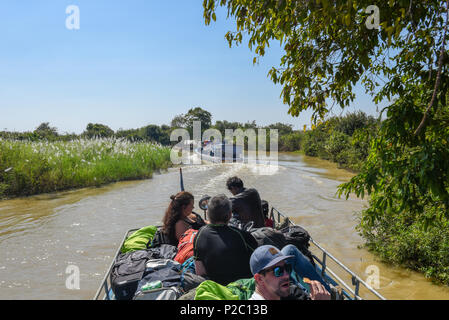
[324,131,350,163]
[279,131,303,151]
[357,200,449,285]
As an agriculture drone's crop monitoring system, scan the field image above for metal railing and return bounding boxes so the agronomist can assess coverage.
[270,207,387,300]
[93,228,139,300]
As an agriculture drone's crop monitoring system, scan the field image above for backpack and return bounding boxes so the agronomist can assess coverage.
[110,249,152,300]
[280,225,315,266]
[147,244,178,260]
[250,227,287,250]
[147,227,174,248]
[174,229,198,264]
[181,272,207,293]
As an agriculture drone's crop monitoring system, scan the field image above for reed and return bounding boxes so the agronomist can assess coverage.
[0,138,172,198]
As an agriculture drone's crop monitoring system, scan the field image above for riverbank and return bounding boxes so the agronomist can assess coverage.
[296,147,449,287]
[0,138,172,199]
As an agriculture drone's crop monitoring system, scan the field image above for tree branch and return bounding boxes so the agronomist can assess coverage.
[414,0,449,136]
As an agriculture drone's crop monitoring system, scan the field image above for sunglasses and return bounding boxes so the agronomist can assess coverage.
[261,264,292,277]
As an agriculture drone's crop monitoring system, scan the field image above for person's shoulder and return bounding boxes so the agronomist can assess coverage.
[245,188,261,196]
[249,291,265,300]
[227,225,244,232]
[229,225,256,239]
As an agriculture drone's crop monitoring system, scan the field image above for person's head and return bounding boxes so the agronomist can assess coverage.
[226,176,244,195]
[250,245,293,300]
[162,191,194,240]
[207,194,232,224]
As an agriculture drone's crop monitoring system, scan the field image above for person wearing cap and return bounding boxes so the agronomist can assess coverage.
[249,245,331,300]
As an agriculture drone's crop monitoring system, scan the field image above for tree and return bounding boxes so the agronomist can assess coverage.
[204,0,449,281]
[35,122,58,135]
[267,122,293,136]
[171,107,212,135]
[140,125,162,142]
[83,123,114,138]
[204,0,449,219]
[170,115,188,129]
[34,122,58,139]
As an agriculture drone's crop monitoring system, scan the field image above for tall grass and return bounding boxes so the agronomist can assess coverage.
[0,138,172,198]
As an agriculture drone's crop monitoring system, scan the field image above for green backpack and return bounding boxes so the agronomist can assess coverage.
[194,280,239,300]
[121,225,158,254]
[226,278,256,300]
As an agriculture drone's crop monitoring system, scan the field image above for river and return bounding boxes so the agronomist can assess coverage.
[0,153,448,300]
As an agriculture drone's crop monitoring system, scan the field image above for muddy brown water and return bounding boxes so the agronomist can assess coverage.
[0,153,448,300]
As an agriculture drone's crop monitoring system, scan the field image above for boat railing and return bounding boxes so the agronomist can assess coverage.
[93,228,139,300]
[269,207,387,300]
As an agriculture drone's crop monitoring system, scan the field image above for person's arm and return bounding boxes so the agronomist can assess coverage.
[193,227,207,276]
[174,220,189,242]
[194,259,207,277]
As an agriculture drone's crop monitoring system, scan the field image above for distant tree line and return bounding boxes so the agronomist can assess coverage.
[1,108,379,171]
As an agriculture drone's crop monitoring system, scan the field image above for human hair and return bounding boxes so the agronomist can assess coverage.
[162,191,194,243]
[207,194,232,224]
[226,176,243,191]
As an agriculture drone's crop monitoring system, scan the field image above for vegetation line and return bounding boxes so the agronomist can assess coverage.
[0,138,171,199]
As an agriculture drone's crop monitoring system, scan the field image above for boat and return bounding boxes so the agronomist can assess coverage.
[195,140,244,163]
[93,200,387,300]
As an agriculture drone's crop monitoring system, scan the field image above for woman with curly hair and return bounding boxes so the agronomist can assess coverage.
[161,191,207,246]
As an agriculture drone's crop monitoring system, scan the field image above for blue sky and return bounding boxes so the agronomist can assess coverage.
[0,1,385,134]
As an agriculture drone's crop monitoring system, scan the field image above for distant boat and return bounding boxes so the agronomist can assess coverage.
[195,140,244,163]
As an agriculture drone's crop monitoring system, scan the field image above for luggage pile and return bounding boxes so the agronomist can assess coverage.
[108,207,316,300]
[110,226,205,300]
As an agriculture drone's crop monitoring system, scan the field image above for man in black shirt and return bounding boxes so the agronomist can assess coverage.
[226,176,265,228]
[193,194,258,286]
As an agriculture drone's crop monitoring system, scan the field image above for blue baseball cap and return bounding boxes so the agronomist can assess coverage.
[250,245,294,275]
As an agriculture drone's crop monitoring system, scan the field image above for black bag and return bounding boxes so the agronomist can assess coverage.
[147,228,174,248]
[251,227,287,250]
[280,225,315,266]
[147,244,178,260]
[181,272,207,292]
[110,249,152,300]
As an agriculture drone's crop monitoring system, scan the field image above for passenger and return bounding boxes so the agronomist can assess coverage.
[226,176,265,228]
[193,194,258,286]
[161,191,207,246]
[249,245,331,300]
